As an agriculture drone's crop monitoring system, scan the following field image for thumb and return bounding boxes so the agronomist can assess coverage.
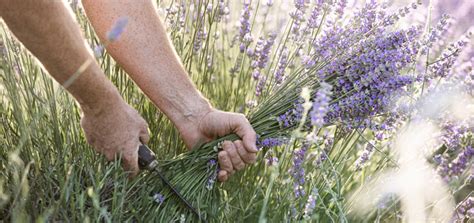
[122,142,140,179]
[231,115,258,153]
[139,124,150,144]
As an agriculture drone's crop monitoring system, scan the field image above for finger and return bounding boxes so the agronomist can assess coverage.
[218,170,228,182]
[223,141,245,171]
[235,140,257,164]
[121,143,140,179]
[218,150,233,173]
[233,115,258,153]
[103,149,116,161]
[139,123,150,144]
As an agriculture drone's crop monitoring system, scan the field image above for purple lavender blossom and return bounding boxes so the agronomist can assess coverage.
[290,142,309,198]
[215,0,230,22]
[266,0,273,7]
[265,155,279,166]
[208,159,217,166]
[307,5,323,29]
[206,159,218,190]
[303,188,318,218]
[153,193,165,204]
[289,0,307,39]
[107,17,129,41]
[320,26,421,129]
[440,122,468,150]
[314,136,334,166]
[435,146,473,182]
[454,196,474,221]
[355,143,375,171]
[450,146,474,175]
[239,3,252,52]
[257,137,288,149]
[251,34,276,82]
[336,0,348,16]
[193,27,208,54]
[278,99,304,128]
[430,31,472,79]
[310,82,332,128]
[421,14,451,54]
[275,48,289,84]
[255,76,267,97]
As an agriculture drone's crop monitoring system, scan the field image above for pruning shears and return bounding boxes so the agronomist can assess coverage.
[137,144,207,222]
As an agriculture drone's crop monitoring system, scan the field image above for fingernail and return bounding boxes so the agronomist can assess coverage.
[252,145,259,152]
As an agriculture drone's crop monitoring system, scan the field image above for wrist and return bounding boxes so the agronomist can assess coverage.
[173,98,214,132]
[78,83,125,116]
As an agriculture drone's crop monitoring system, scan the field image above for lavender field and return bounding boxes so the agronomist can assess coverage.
[0,0,473,222]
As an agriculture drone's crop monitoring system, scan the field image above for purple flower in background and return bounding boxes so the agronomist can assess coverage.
[421,14,451,54]
[429,31,472,79]
[303,188,318,218]
[290,142,309,198]
[450,146,474,175]
[454,196,474,221]
[336,0,348,16]
[266,0,273,7]
[255,76,267,97]
[251,34,276,81]
[435,145,473,182]
[275,48,289,84]
[215,0,230,22]
[307,5,323,29]
[239,3,252,52]
[310,82,332,128]
[440,122,468,150]
[193,27,208,53]
[258,34,276,69]
[265,155,279,166]
[289,0,307,39]
[355,143,375,171]
[107,17,129,41]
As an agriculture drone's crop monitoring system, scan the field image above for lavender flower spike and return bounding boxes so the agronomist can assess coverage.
[106,17,129,42]
[310,82,332,128]
[239,3,252,52]
[290,142,309,198]
[304,188,319,219]
[355,143,375,171]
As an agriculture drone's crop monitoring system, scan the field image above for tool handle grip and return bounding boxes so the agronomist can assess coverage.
[138,144,156,170]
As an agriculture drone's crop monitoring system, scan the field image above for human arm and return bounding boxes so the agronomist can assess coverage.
[81,0,258,181]
[0,0,149,176]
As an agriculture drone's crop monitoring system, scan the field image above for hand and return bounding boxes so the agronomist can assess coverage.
[179,109,258,182]
[80,98,149,178]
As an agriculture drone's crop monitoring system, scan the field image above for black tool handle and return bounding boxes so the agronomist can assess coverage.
[138,144,156,170]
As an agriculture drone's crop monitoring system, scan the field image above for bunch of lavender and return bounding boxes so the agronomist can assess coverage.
[132,1,432,221]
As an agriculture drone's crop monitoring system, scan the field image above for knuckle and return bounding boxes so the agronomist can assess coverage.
[236,163,245,170]
[218,151,228,158]
[222,140,232,148]
[234,140,243,147]
[237,113,246,119]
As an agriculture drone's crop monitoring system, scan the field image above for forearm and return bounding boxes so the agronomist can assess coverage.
[0,0,122,113]
[82,0,212,130]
